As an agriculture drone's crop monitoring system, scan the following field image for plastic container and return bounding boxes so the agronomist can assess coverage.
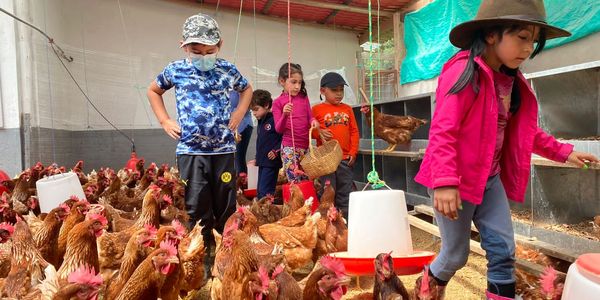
[243,189,257,199]
[562,253,600,300]
[330,250,435,276]
[282,180,319,212]
[124,152,142,171]
[247,162,259,190]
[348,189,413,257]
[0,169,9,196]
[36,172,85,213]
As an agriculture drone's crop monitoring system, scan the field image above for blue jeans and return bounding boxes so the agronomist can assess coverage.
[429,174,516,285]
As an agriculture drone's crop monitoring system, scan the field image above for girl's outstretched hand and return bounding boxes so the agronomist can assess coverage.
[567,151,599,168]
[434,186,461,220]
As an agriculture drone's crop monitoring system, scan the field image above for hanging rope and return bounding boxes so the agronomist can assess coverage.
[232,0,244,63]
[286,0,299,176]
[252,0,259,88]
[366,0,385,189]
[0,6,136,151]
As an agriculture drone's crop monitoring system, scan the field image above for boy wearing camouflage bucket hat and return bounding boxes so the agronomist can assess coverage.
[147,13,253,277]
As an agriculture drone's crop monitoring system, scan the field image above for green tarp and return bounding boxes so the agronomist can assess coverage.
[400,0,600,84]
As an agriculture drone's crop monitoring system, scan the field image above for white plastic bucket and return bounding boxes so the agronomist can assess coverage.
[562,254,600,300]
[36,172,85,213]
[348,189,413,257]
[247,162,259,190]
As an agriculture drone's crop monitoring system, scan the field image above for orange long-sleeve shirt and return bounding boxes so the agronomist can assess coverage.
[311,102,360,159]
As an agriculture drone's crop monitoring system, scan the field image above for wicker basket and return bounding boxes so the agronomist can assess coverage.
[300,127,343,179]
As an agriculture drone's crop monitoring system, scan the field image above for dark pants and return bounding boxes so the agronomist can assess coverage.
[319,160,354,220]
[235,126,253,174]
[177,154,236,243]
[257,166,278,198]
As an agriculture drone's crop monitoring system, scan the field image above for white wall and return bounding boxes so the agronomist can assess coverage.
[24,0,360,131]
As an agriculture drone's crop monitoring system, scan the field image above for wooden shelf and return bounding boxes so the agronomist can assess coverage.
[531,156,600,170]
[358,148,425,159]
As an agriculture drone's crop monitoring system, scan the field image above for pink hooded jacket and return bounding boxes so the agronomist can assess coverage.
[415,51,573,204]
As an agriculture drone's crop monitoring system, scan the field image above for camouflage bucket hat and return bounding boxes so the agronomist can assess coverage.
[181,13,221,47]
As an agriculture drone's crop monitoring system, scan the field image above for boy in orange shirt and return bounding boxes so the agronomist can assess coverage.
[312,72,360,220]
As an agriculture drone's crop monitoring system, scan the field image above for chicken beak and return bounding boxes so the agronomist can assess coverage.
[336,275,351,286]
[167,257,180,264]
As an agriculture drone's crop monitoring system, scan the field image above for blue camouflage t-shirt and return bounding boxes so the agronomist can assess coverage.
[156,58,249,155]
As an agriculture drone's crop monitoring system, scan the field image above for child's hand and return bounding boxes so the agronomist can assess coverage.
[347,156,356,167]
[267,150,277,160]
[320,129,333,141]
[567,151,599,168]
[283,103,293,115]
[311,119,320,129]
[433,186,462,220]
[161,119,181,140]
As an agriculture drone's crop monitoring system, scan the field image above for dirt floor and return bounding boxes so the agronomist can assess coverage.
[196,227,490,299]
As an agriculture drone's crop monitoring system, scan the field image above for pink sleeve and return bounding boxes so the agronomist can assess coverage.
[532,127,574,162]
[306,96,315,124]
[428,60,477,188]
[272,98,287,134]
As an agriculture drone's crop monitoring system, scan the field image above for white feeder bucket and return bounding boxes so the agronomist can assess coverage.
[247,162,259,190]
[562,253,600,300]
[348,189,413,257]
[36,172,85,213]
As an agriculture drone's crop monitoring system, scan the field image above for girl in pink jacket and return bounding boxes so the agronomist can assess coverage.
[272,63,320,182]
[414,1,598,299]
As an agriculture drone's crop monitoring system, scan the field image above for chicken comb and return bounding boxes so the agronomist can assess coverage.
[272,264,285,279]
[258,266,270,289]
[160,240,178,257]
[59,203,71,214]
[69,195,80,201]
[144,223,158,236]
[0,222,15,235]
[67,264,103,287]
[539,266,557,297]
[237,206,248,214]
[325,179,331,186]
[171,219,186,237]
[419,265,431,296]
[149,184,161,191]
[320,256,346,278]
[239,172,247,177]
[87,213,108,227]
[162,195,173,205]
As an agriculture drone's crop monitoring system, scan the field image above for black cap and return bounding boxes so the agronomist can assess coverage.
[320,72,347,88]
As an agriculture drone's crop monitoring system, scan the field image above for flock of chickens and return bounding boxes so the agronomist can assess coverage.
[0,158,567,300]
[0,159,442,300]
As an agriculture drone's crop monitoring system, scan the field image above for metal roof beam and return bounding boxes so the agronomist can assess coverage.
[289,0,394,17]
[319,0,353,24]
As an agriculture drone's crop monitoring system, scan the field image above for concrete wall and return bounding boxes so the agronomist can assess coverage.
[0,0,360,175]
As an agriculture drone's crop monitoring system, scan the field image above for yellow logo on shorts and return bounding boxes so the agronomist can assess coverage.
[221,172,232,183]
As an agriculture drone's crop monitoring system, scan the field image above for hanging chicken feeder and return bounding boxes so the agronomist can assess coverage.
[124,151,142,171]
[36,172,85,213]
[0,169,10,196]
[562,253,600,300]
[330,189,435,276]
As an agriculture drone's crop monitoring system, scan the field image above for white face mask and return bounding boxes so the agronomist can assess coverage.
[189,53,217,71]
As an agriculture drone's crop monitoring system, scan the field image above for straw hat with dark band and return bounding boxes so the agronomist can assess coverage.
[450,0,571,49]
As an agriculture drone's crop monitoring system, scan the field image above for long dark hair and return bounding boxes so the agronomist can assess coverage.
[278,63,307,96]
[448,25,547,114]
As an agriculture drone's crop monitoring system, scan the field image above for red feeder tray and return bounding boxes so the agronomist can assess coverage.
[243,189,257,198]
[328,250,436,276]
